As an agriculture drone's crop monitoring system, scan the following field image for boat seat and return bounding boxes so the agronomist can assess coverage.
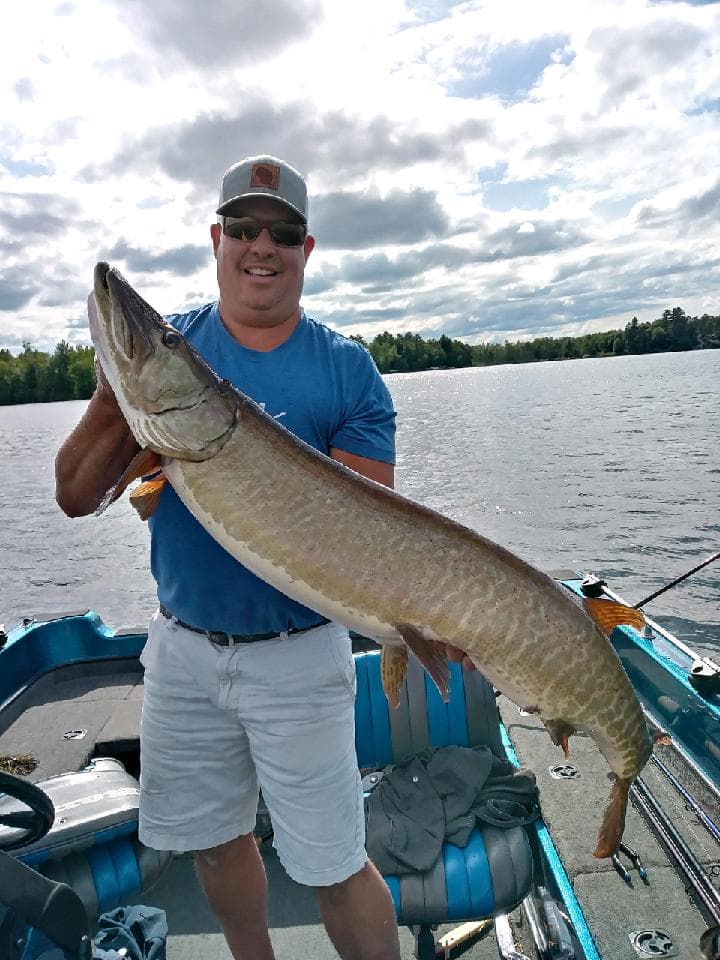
[0,756,171,922]
[354,650,534,926]
[0,849,91,958]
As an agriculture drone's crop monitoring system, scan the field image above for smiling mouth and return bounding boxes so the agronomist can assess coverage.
[245,267,278,277]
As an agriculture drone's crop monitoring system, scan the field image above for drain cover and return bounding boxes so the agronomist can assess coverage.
[62,729,87,740]
[629,929,677,958]
[549,764,580,780]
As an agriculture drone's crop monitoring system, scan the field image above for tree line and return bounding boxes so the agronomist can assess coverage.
[1,307,718,405]
[356,308,720,374]
[0,342,95,406]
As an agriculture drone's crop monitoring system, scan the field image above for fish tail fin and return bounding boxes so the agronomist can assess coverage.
[381,645,409,709]
[593,775,631,858]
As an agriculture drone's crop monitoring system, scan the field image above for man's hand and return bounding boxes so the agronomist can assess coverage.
[93,355,114,398]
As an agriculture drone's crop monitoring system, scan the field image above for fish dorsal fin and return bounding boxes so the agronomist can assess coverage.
[129,476,167,521]
[583,598,645,637]
[94,448,163,516]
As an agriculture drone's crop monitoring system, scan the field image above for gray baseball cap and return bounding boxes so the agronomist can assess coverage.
[216,155,308,222]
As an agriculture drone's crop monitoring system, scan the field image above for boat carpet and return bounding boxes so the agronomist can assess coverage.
[499,695,719,959]
[0,658,144,783]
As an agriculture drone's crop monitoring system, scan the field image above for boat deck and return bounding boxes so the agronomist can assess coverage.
[500,696,719,959]
[2,659,718,959]
[0,658,144,783]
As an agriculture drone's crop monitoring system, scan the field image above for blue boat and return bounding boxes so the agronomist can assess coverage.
[1,574,719,959]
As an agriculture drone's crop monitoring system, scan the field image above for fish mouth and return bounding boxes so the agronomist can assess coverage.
[100,262,158,364]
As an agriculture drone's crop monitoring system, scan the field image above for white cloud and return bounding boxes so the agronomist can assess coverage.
[0,0,718,351]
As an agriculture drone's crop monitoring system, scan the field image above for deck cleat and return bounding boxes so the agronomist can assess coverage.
[579,574,607,598]
[689,658,720,696]
[549,764,580,780]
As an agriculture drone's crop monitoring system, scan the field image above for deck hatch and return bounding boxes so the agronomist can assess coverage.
[628,929,677,958]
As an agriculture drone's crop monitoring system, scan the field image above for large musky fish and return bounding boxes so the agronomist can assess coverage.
[88,261,652,858]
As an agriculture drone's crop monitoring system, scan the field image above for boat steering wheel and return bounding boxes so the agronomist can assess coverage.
[0,772,55,851]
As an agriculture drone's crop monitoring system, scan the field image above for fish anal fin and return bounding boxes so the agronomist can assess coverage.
[542,718,577,759]
[94,448,163,516]
[593,775,631,858]
[381,645,409,709]
[396,623,451,702]
[583,598,645,637]
[129,476,167,521]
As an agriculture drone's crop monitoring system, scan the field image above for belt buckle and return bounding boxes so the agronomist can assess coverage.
[207,629,232,647]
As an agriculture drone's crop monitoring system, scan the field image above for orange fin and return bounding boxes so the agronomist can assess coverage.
[653,731,672,747]
[542,718,576,758]
[396,623,451,702]
[593,776,631,858]
[381,645,409,709]
[129,476,167,521]
[583,598,645,637]
[95,448,163,516]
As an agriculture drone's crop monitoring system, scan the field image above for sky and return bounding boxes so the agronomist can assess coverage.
[1,0,719,354]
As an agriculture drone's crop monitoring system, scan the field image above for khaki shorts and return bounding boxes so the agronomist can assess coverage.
[138,611,366,886]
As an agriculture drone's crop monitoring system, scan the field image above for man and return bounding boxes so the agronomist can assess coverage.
[55,156,401,960]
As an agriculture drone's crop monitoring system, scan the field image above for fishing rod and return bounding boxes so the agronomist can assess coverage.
[631,775,720,927]
[650,754,720,846]
[633,550,720,610]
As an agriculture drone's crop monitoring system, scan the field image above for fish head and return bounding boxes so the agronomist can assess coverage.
[90,262,237,461]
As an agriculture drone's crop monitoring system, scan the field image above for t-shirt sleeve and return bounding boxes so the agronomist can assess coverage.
[165,311,188,332]
[164,304,213,335]
[330,349,396,465]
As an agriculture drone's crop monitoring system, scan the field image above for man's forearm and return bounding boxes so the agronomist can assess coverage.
[55,389,140,517]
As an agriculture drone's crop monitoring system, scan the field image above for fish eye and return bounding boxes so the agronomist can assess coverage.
[162,329,181,348]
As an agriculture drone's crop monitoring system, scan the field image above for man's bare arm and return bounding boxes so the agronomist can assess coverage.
[330,447,394,489]
[55,377,140,518]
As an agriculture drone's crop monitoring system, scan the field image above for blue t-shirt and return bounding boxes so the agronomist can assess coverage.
[148,303,396,634]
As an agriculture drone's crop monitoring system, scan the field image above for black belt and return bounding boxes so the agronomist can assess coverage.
[158,604,330,646]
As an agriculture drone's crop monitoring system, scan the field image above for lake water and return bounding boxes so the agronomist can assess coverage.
[1,350,718,658]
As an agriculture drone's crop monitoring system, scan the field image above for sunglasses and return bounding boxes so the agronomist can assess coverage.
[222,216,307,247]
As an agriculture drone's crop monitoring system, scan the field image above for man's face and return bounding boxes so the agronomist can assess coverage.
[211,195,314,328]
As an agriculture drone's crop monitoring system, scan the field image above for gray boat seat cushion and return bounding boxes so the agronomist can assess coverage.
[0,757,170,922]
[353,651,534,923]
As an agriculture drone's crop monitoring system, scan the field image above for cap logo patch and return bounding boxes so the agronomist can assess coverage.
[250,163,280,190]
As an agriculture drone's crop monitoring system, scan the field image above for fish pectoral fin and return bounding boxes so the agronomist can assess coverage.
[583,598,645,637]
[94,448,163,516]
[542,718,576,758]
[381,645,409,709]
[129,476,167,521]
[396,623,451,702]
[594,775,632,858]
